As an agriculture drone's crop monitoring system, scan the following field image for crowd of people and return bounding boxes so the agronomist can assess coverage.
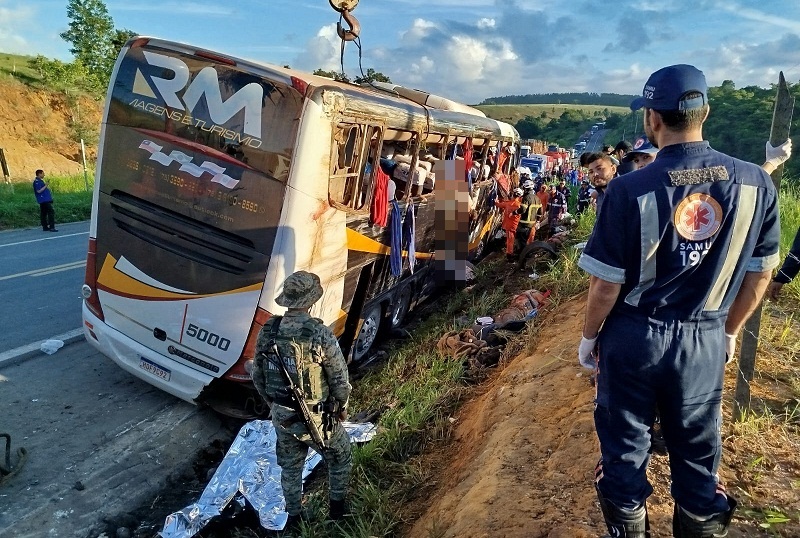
[245,64,800,538]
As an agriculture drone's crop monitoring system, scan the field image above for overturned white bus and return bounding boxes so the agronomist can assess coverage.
[81,37,519,417]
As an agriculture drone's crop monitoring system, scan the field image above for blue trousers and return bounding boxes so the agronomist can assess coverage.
[594,309,731,517]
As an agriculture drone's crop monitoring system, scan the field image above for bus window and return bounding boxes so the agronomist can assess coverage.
[355,126,383,211]
[330,124,363,206]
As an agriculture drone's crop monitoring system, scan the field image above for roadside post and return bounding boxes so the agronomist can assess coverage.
[0,148,9,181]
[80,138,90,191]
[733,71,794,421]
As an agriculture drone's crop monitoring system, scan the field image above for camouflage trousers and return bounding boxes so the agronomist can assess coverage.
[273,409,352,516]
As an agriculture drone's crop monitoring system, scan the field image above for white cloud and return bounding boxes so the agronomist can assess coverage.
[293,23,342,72]
[401,18,437,43]
[0,4,35,56]
[716,2,800,34]
[477,18,496,29]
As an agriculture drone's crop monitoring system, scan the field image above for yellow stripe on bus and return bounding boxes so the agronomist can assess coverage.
[468,216,497,251]
[97,254,261,300]
[345,228,433,259]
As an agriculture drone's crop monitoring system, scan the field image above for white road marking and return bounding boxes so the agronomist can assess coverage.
[0,261,86,281]
[0,328,84,367]
[0,231,89,248]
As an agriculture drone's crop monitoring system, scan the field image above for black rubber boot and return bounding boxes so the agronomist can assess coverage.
[673,496,737,537]
[329,498,349,520]
[596,485,651,537]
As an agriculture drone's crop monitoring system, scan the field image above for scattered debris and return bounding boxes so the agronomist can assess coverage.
[161,420,376,536]
[40,339,64,355]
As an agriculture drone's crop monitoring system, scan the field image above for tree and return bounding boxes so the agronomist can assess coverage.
[60,0,116,83]
[111,28,138,52]
[312,69,350,82]
[354,68,391,85]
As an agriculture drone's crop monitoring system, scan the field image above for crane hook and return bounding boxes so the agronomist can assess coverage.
[337,10,360,42]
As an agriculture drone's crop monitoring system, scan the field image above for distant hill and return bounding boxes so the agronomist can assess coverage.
[479,92,639,107]
[474,104,629,126]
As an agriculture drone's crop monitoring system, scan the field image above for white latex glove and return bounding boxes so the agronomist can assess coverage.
[578,335,598,370]
[725,333,737,364]
[765,139,792,168]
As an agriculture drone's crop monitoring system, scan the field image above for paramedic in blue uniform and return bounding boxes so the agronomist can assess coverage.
[577,64,781,538]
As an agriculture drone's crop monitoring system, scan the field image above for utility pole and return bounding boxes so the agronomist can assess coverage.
[733,72,794,421]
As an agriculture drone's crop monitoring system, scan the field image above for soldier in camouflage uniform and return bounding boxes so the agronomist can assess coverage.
[251,271,352,524]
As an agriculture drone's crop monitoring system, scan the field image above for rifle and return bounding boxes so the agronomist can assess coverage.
[263,317,328,456]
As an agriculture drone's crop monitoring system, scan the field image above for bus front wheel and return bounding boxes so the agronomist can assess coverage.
[352,303,383,363]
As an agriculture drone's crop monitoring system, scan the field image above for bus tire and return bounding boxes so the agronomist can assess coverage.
[516,241,557,271]
[389,285,412,329]
[352,303,383,363]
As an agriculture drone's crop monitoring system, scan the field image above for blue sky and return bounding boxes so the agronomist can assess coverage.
[3,0,800,104]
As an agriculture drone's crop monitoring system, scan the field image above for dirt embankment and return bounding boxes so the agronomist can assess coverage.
[409,292,800,537]
[0,77,102,180]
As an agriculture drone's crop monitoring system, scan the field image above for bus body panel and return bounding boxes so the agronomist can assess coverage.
[83,304,212,402]
[84,37,518,411]
[86,39,302,395]
[256,96,348,328]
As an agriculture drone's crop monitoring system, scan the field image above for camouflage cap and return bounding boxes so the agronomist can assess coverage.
[275,271,324,308]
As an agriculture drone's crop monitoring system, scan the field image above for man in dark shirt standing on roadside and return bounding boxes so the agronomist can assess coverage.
[32,169,57,232]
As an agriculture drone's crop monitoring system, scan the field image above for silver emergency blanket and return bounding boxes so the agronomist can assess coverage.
[160,420,377,537]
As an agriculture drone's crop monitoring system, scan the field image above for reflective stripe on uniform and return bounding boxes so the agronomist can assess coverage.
[703,184,757,311]
[625,192,660,307]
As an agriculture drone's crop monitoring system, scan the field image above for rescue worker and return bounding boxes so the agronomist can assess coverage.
[495,187,523,259]
[547,184,567,228]
[576,180,592,214]
[578,64,781,538]
[252,271,352,526]
[517,179,543,245]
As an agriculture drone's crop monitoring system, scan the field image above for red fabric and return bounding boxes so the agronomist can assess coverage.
[370,165,390,226]
[536,190,549,210]
[495,173,511,198]
[495,198,521,231]
[462,139,473,180]
[497,148,509,173]
[505,230,516,255]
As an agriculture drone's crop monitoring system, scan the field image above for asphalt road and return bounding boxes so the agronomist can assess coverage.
[0,223,237,538]
[0,222,89,351]
[584,129,608,153]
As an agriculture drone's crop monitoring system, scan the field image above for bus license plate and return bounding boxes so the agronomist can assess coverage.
[139,357,171,381]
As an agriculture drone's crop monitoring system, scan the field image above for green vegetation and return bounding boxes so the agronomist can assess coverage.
[475,104,631,150]
[604,80,800,183]
[479,92,639,107]
[27,0,134,95]
[0,174,93,230]
[275,188,800,537]
[0,53,41,85]
[312,68,392,84]
[475,104,628,126]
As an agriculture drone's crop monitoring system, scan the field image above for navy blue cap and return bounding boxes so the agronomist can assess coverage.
[630,64,708,111]
[623,135,658,161]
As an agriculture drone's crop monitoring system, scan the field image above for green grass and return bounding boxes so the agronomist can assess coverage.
[474,104,630,126]
[0,173,94,230]
[281,184,800,537]
[777,185,800,299]
[0,52,43,85]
